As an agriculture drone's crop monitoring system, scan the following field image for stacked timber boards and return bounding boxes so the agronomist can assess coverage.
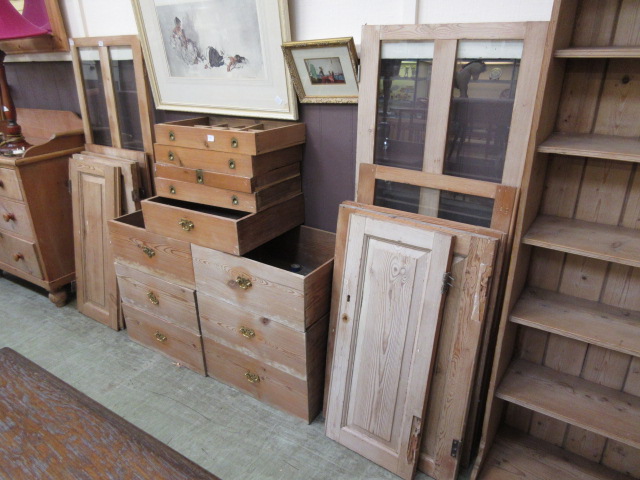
[110,117,335,422]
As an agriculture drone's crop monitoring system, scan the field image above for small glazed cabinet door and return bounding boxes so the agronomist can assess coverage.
[325,212,454,480]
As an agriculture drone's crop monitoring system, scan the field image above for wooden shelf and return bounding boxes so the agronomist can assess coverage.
[496,360,640,450]
[555,46,640,58]
[538,132,640,163]
[479,427,634,480]
[523,215,640,268]
[511,288,640,357]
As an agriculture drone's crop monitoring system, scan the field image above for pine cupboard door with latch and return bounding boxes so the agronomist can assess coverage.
[325,212,454,480]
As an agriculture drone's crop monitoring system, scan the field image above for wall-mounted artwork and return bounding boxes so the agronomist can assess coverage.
[282,37,359,104]
[132,0,298,120]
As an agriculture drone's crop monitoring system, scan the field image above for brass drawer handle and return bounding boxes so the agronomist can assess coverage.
[245,371,260,384]
[169,131,175,141]
[147,291,159,305]
[231,137,239,149]
[196,169,204,184]
[13,252,24,261]
[178,218,194,231]
[228,159,235,169]
[231,195,239,206]
[155,331,167,343]
[169,185,176,195]
[3,213,15,222]
[235,276,252,290]
[141,245,155,258]
[240,326,255,339]
[168,151,175,161]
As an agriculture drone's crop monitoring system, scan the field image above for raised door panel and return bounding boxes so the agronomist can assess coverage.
[70,157,121,330]
[325,212,453,480]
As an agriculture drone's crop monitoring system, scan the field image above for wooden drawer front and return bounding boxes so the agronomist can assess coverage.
[0,167,23,201]
[153,144,302,177]
[141,195,304,255]
[0,197,34,239]
[198,292,309,378]
[202,337,317,422]
[123,304,205,375]
[115,263,198,333]
[155,175,302,213]
[155,117,305,155]
[0,232,43,279]
[107,211,195,288]
[155,162,300,194]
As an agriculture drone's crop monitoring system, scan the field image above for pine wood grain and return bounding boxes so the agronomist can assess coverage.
[538,133,640,163]
[555,46,640,57]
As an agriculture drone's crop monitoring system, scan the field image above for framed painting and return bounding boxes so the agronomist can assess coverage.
[132,0,298,120]
[282,37,359,104]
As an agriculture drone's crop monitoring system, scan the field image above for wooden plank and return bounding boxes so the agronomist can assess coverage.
[523,215,640,268]
[479,427,634,480]
[555,46,640,57]
[70,44,94,145]
[85,144,150,199]
[594,59,640,137]
[98,46,122,149]
[378,23,528,41]
[496,359,640,450]
[511,288,640,357]
[70,156,122,330]
[538,133,640,163]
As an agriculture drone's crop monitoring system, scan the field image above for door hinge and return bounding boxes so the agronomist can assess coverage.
[67,179,72,194]
[451,439,461,458]
[441,272,454,295]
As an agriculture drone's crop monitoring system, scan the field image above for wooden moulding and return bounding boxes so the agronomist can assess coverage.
[154,116,306,155]
[140,194,305,256]
[107,210,195,289]
[154,174,302,214]
[192,225,336,333]
[324,202,500,480]
[153,144,302,178]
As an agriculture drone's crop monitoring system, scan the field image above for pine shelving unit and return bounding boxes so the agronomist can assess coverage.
[473,1,640,478]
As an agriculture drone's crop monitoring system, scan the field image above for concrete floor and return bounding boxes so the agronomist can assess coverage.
[0,273,443,480]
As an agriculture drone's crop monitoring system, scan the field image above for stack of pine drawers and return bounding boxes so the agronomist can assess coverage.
[109,116,335,423]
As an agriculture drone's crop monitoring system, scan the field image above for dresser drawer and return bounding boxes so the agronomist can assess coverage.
[0,232,43,279]
[198,292,328,379]
[193,226,335,332]
[154,175,301,213]
[115,263,198,333]
[155,116,305,155]
[153,144,302,177]
[107,211,195,288]
[123,304,205,375]
[0,167,23,201]
[0,197,34,239]
[203,337,320,422]
[141,194,304,256]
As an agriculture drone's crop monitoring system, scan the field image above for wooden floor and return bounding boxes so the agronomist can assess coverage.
[0,273,439,480]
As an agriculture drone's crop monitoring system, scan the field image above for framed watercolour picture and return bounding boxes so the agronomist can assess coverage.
[132,0,298,120]
[282,37,359,104]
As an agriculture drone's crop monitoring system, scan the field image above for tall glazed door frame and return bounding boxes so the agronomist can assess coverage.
[355,22,549,189]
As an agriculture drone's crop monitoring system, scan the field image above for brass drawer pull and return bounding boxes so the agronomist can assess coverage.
[196,169,204,184]
[228,159,236,169]
[169,131,175,141]
[231,195,239,206]
[178,218,194,231]
[141,246,155,258]
[231,137,239,149]
[13,252,24,261]
[154,331,167,343]
[3,213,15,222]
[147,291,159,305]
[168,151,175,161]
[235,276,252,290]
[245,371,260,384]
[169,185,176,195]
[240,326,255,339]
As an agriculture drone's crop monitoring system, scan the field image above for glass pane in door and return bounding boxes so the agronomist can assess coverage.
[444,40,523,183]
[374,41,434,171]
[109,46,144,151]
[79,47,112,146]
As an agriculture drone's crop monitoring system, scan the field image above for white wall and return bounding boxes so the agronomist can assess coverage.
[8,0,553,62]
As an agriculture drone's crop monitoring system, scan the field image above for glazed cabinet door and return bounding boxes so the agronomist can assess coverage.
[70,157,122,329]
[325,212,454,480]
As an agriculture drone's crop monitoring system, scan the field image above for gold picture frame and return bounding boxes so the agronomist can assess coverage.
[282,37,359,104]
